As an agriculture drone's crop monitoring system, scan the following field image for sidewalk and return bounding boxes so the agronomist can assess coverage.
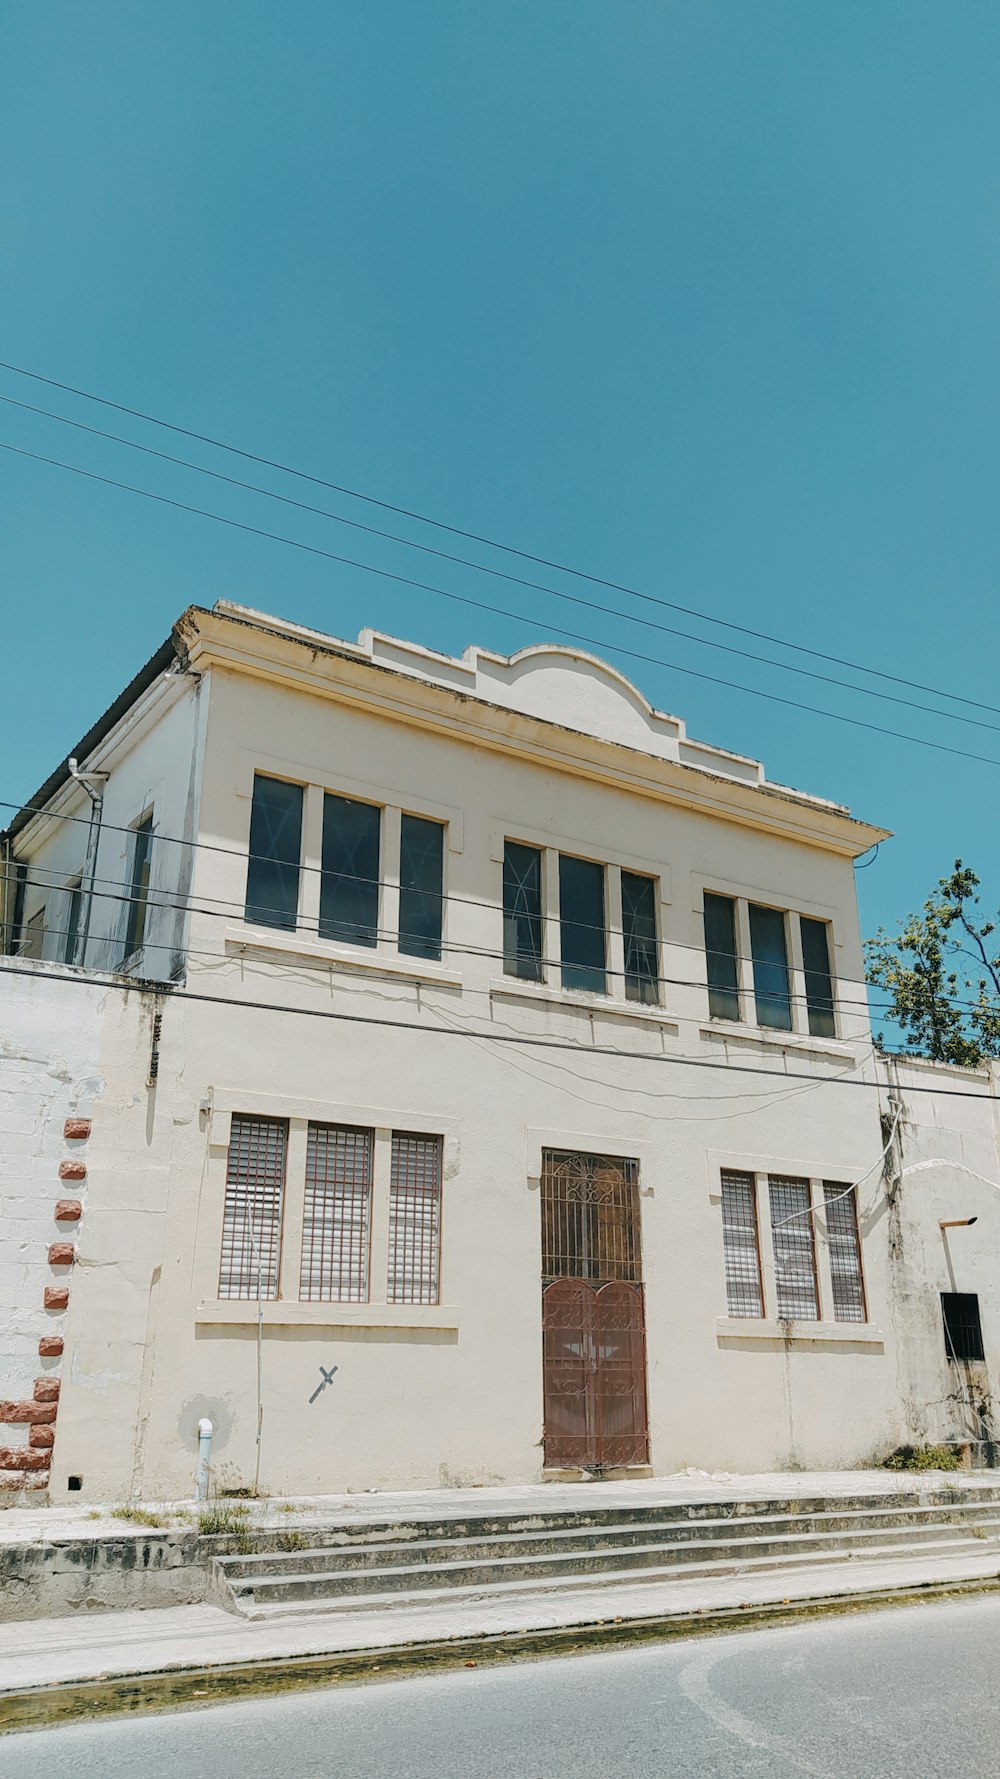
[3,1470,1000,1730]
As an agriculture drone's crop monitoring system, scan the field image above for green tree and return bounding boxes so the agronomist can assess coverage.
[865,862,1000,1065]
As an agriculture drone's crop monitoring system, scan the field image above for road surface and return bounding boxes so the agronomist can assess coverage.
[3,1596,999,1777]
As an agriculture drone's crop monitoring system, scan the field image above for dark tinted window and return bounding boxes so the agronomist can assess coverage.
[559,855,606,994]
[704,892,740,1021]
[503,841,543,980]
[123,815,154,961]
[622,872,658,1004]
[801,917,835,1038]
[245,776,303,931]
[942,1292,985,1362]
[320,795,380,947]
[399,815,444,960]
[749,904,791,1030]
[65,881,83,965]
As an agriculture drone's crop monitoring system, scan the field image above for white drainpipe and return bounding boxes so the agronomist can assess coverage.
[196,1418,214,1502]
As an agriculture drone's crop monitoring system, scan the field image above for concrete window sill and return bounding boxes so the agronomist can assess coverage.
[196,1301,459,1330]
[223,925,463,989]
[490,979,679,1033]
[716,1316,885,1345]
[699,1022,857,1063]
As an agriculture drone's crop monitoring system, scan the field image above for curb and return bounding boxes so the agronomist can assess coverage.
[4,1572,1000,1733]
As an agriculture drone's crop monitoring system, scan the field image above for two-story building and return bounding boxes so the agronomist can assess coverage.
[2,600,997,1500]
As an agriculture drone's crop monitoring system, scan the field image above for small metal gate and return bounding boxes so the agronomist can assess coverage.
[540,1150,649,1468]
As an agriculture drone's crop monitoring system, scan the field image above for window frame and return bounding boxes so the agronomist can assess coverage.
[244,774,305,933]
[122,810,155,965]
[941,1291,985,1363]
[696,879,842,1041]
[211,1100,453,1318]
[714,1164,872,1332]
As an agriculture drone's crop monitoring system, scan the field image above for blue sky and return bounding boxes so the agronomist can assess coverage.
[3,1,999,952]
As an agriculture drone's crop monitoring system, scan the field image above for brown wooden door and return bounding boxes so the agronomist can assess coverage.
[540,1150,649,1468]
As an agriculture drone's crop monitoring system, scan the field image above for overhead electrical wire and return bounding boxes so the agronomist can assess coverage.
[10,862,918,1016]
[2,959,995,1102]
[4,439,1000,775]
[8,798,992,1017]
[2,357,997,720]
[3,392,997,740]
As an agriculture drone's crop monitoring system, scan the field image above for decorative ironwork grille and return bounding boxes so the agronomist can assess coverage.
[541,1279,649,1467]
[769,1175,819,1320]
[541,1150,642,1284]
[720,1170,764,1317]
[388,1132,442,1304]
[824,1183,866,1322]
[219,1115,288,1299]
[300,1123,373,1302]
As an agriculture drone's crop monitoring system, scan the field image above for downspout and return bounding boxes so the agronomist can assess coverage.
[68,758,110,967]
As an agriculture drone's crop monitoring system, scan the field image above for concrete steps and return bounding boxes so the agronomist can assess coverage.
[210,1487,1000,1621]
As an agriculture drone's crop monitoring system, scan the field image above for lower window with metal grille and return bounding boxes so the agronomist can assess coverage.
[219,1115,288,1299]
[720,1170,764,1317]
[300,1123,373,1301]
[388,1132,442,1304]
[824,1183,866,1322]
[769,1176,819,1321]
[941,1292,985,1362]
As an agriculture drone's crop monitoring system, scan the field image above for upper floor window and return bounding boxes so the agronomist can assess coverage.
[704,891,837,1038]
[21,906,45,960]
[320,794,380,947]
[559,854,606,994]
[246,775,303,931]
[503,841,543,981]
[704,893,739,1022]
[801,917,835,1038]
[398,814,444,960]
[64,879,83,965]
[749,904,791,1031]
[621,872,658,1005]
[123,813,154,963]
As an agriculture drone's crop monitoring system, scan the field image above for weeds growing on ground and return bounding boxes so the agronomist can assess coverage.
[883,1444,961,1472]
[111,1503,167,1527]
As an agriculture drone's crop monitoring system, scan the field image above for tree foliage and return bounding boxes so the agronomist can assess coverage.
[865,862,1000,1066]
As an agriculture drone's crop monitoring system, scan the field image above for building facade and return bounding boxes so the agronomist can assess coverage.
[2,601,997,1500]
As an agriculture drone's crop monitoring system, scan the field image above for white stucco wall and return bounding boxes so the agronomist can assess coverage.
[14,608,996,1503]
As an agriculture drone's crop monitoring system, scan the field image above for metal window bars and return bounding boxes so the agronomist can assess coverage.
[823,1182,866,1322]
[768,1175,819,1320]
[300,1123,373,1302]
[218,1115,288,1300]
[720,1170,764,1317]
[388,1132,443,1304]
[541,1150,642,1284]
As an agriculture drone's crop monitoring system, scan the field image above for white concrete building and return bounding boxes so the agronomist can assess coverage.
[2,600,998,1501]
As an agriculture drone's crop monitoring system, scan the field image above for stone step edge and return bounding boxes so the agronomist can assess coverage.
[197,1487,1000,1550]
[229,1533,1000,1616]
[8,1571,998,1733]
[217,1509,1000,1577]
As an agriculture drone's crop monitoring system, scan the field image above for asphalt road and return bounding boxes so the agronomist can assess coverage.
[4,1597,1000,1778]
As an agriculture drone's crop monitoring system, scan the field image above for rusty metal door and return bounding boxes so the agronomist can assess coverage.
[540,1151,649,1468]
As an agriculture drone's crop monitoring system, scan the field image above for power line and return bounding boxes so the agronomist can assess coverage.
[3,357,997,721]
[6,794,996,1016]
[2,958,995,1101]
[0,796,954,1014]
[14,864,912,1016]
[5,438,1000,773]
[4,391,999,740]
